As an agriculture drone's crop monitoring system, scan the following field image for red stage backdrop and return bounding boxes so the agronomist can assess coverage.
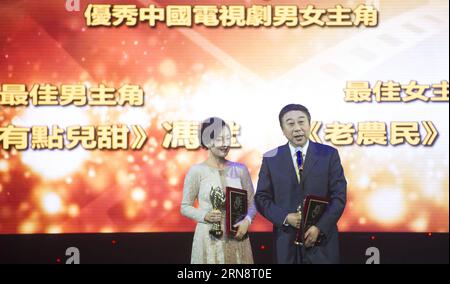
[0,0,448,234]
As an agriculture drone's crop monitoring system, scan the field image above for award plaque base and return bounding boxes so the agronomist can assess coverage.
[225,187,248,237]
[295,195,329,246]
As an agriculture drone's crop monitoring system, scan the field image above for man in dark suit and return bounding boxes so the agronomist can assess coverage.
[255,104,347,264]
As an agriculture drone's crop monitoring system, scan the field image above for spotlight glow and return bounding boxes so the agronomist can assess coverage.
[42,192,62,215]
[14,106,90,180]
[368,188,405,224]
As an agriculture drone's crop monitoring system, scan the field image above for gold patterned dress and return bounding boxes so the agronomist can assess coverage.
[180,162,256,264]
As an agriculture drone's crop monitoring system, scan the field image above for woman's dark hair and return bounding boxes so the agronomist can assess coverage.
[199,117,229,149]
[278,104,311,127]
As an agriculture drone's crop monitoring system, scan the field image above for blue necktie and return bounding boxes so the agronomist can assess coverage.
[296,150,303,173]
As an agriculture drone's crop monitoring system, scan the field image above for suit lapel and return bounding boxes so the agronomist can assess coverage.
[280,143,299,186]
[301,141,319,182]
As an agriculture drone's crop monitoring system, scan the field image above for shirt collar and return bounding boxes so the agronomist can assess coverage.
[288,140,309,157]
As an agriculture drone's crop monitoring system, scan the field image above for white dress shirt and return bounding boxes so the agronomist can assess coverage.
[288,140,309,182]
[283,140,309,226]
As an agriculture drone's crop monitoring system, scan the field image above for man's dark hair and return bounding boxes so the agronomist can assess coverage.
[278,104,311,127]
[199,117,229,149]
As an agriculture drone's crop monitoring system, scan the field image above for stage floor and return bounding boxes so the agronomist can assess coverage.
[0,232,448,264]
